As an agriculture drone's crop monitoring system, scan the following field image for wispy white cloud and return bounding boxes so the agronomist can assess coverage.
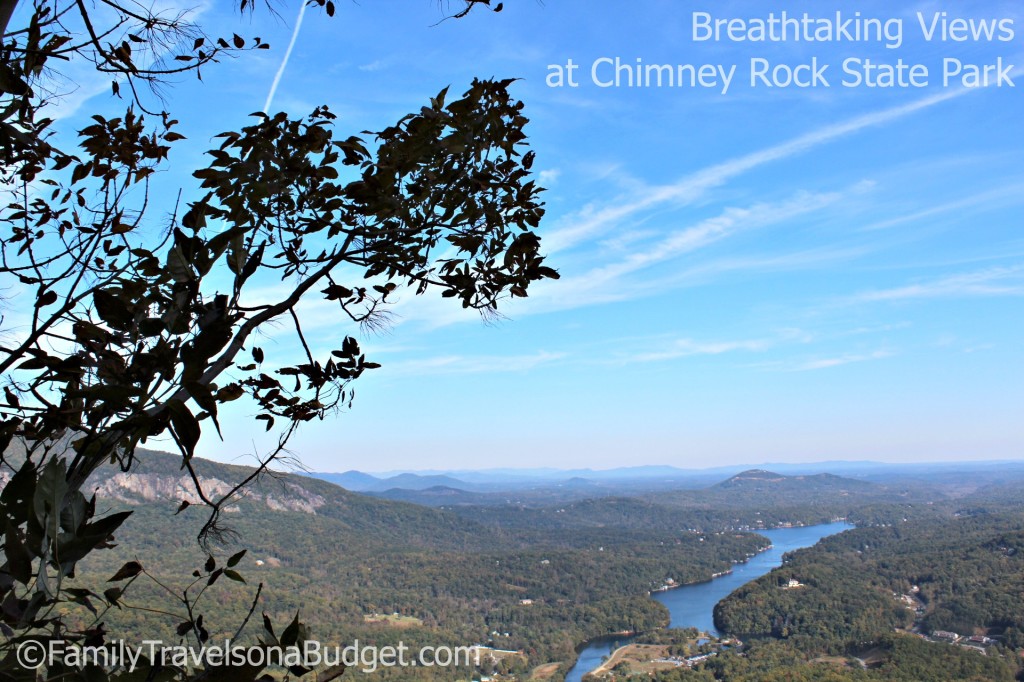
[791,350,894,371]
[623,338,771,363]
[839,322,913,337]
[642,245,872,293]
[848,265,1024,303]
[749,349,895,372]
[598,228,661,253]
[520,186,854,315]
[605,327,819,365]
[599,189,847,276]
[543,88,970,254]
[862,182,1024,231]
[538,168,562,185]
[383,351,566,376]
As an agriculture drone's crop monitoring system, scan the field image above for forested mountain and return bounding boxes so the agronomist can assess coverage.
[65,450,776,679]
[446,471,906,537]
[668,500,1024,682]
[656,469,915,509]
[80,448,506,552]
[9,446,1024,681]
[713,469,875,493]
[714,511,1024,648]
[370,485,503,506]
[312,471,476,493]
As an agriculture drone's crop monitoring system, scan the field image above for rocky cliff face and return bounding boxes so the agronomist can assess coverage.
[92,472,327,515]
[2,450,329,515]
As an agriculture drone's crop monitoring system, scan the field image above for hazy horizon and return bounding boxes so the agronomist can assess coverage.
[313,456,1024,477]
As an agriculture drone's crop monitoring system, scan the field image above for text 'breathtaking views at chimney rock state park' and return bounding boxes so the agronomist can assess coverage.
[546,10,1018,95]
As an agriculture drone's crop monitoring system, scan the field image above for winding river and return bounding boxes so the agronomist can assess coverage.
[564,521,853,682]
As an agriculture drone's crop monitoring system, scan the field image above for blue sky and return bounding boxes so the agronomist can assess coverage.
[50,0,1024,471]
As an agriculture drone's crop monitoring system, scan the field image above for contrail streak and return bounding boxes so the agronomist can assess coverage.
[263,0,309,113]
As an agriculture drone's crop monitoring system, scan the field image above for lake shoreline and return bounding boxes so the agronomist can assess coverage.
[564,535,776,676]
[563,522,854,682]
[568,535,776,666]
[649,539,776,595]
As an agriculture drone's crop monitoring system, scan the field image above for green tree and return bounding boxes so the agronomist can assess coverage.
[0,1,555,679]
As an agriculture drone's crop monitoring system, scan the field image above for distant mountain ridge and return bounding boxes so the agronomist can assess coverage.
[371,486,497,506]
[306,463,893,505]
[715,469,877,491]
[307,464,722,493]
[312,470,475,492]
[79,448,508,553]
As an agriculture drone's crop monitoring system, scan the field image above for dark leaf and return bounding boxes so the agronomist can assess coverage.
[166,244,194,283]
[216,384,245,402]
[108,561,143,582]
[33,458,69,545]
[262,612,276,642]
[4,525,34,584]
[280,611,304,648]
[80,510,133,542]
[227,549,247,568]
[0,64,30,95]
[37,290,58,307]
[93,289,134,330]
[103,587,122,605]
[0,459,36,526]
[167,400,201,458]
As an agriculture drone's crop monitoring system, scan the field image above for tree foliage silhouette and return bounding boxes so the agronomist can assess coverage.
[0,1,554,679]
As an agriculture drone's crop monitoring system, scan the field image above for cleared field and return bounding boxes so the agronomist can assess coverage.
[528,662,562,680]
[588,643,678,677]
[362,613,424,628]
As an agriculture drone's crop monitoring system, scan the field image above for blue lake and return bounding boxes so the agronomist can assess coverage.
[564,521,853,682]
